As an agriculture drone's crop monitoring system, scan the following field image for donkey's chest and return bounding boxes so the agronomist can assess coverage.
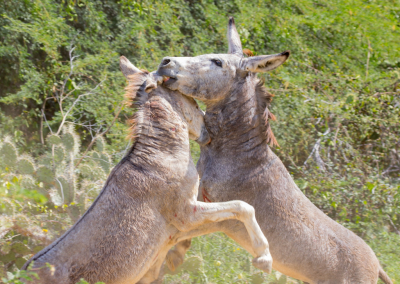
[165,164,200,199]
[198,153,255,203]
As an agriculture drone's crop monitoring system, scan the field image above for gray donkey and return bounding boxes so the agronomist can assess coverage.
[22,56,272,284]
[154,17,393,284]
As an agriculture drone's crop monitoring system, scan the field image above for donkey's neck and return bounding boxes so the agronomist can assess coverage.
[127,96,191,170]
[205,76,269,158]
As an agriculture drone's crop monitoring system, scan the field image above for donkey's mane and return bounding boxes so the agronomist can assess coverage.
[254,78,278,147]
[243,49,278,147]
[124,70,150,141]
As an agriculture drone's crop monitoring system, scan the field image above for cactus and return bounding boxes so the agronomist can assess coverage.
[80,179,101,196]
[80,179,102,197]
[49,187,63,206]
[96,136,106,152]
[47,134,62,146]
[1,243,11,255]
[20,175,36,190]
[0,252,16,264]
[54,145,65,163]
[91,151,100,160]
[11,242,30,255]
[55,176,75,204]
[79,164,94,179]
[17,155,35,175]
[37,155,53,166]
[87,150,111,176]
[99,153,111,174]
[0,138,18,167]
[36,166,55,184]
[0,131,117,275]
[62,124,80,154]
[15,257,27,269]
[62,132,75,152]
[3,130,114,209]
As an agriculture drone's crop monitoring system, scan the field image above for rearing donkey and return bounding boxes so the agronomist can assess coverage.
[156,17,392,284]
[22,56,272,283]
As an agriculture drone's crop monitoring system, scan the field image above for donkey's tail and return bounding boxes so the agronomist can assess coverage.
[379,267,393,284]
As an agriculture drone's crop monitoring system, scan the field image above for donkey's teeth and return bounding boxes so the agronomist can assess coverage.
[163,77,170,82]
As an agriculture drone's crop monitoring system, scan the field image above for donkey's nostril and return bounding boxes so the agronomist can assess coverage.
[161,59,171,66]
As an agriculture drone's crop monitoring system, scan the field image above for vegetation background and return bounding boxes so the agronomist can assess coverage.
[0,0,399,283]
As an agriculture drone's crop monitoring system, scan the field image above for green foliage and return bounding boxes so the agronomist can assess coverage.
[1,269,39,284]
[164,233,305,284]
[74,279,105,284]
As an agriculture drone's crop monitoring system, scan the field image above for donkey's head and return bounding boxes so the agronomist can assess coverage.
[157,17,290,104]
[120,56,210,146]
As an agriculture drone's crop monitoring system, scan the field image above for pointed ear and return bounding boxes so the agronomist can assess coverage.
[227,17,243,57]
[120,56,141,78]
[241,51,290,73]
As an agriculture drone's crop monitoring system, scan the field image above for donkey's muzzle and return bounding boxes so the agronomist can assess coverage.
[196,125,211,146]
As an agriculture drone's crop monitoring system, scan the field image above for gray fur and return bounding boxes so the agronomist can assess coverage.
[155,17,392,284]
[22,57,272,284]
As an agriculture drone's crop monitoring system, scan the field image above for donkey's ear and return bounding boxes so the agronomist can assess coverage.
[241,51,290,73]
[120,56,141,78]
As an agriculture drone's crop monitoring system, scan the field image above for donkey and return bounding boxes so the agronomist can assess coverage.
[22,56,272,284]
[155,17,393,284]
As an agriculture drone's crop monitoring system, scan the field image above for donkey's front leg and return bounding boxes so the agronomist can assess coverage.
[171,201,272,273]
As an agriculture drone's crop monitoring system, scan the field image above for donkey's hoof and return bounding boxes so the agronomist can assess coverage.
[252,254,272,274]
[166,250,184,272]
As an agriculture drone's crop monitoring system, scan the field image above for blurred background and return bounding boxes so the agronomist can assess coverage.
[0,0,399,283]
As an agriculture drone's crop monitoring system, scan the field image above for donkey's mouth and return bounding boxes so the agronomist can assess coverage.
[162,76,177,87]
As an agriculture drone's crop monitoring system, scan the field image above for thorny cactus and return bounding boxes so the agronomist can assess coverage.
[0,125,115,273]
[0,137,18,168]
[16,155,35,175]
[1,125,112,208]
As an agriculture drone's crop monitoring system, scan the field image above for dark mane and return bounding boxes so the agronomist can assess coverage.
[243,49,278,146]
[254,78,278,147]
[124,71,150,141]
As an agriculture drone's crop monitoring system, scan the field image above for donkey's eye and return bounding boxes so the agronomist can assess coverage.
[212,59,222,67]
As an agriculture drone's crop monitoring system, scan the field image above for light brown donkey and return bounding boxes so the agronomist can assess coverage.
[22,56,272,284]
[155,17,392,284]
